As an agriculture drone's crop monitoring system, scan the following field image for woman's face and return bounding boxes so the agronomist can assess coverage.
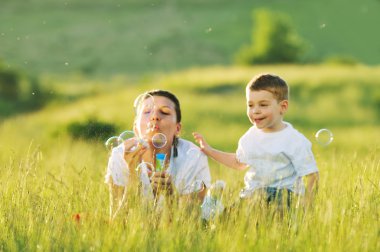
[135,95,181,147]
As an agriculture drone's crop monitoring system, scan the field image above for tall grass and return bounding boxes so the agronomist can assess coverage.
[0,65,379,251]
[0,133,379,251]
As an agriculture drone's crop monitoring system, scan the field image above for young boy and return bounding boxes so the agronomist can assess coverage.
[193,73,319,208]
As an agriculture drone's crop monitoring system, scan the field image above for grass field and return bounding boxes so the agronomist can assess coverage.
[1,0,379,76]
[0,65,379,251]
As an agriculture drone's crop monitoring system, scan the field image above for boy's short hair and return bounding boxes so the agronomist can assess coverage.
[246,74,289,101]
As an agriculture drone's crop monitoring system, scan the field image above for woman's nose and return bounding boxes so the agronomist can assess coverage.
[150,109,160,121]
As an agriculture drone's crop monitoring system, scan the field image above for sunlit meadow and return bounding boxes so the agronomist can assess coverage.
[0,65,379,251]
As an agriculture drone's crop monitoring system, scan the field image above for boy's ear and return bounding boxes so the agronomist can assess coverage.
[280,100,289,115]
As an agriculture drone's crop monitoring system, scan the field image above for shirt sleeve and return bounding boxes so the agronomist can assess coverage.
[104,145,129,186]
[291,138,319,177]
[236,136,248,164]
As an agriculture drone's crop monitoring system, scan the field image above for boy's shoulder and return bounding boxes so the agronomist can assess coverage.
[239,122,310,146]
[283,122,311,146]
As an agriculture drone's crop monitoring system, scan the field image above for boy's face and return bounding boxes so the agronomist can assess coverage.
[246,89,288,132]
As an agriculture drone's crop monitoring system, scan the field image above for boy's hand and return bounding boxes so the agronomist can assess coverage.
[192,132,212,155]
[303,172,319,209]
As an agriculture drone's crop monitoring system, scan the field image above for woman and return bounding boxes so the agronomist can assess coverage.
[105,90,211,220]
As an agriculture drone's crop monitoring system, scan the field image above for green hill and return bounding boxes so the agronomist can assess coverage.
[1,0,379,76]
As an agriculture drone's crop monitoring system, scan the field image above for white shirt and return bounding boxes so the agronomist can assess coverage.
[105,138,211,197]
[236,122,318,195]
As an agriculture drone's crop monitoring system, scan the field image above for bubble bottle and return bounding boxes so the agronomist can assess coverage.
[155,153,166,172]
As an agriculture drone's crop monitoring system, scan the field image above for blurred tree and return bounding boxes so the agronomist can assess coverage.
[0,62,21,100]
[67,117,117,141]
[235,8,307,65]
[0,59,50,117]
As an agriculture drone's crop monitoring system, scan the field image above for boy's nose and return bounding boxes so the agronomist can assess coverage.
[252,107,260,114]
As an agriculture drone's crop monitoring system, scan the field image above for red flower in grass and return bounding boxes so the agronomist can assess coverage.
[73,213,81,223]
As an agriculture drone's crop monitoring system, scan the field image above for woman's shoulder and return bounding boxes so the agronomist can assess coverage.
[177,138,201,153]
[175,138,208,163]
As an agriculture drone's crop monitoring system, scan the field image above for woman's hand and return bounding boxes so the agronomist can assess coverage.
[192,132,212,155]
[123,138,147,178]
[149,171,174,196]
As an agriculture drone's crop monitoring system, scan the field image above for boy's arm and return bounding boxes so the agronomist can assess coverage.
[193,132,247,170]
[303,172,319,207]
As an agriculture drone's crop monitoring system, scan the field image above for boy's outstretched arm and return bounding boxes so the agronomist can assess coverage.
[192,132,247,170]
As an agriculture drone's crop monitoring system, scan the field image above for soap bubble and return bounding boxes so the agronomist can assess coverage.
[118,130,135,142]
[134,93,155,116]
[245,170,256,181]
[190,180,205,193]
[239,189,253,199]
[118,130,139,153]
[105,136,121,151]
[209,180,226,198]
[136,161,154,174]
[315,128,333,146]
[134,93,156,137]
[152,133,167,149]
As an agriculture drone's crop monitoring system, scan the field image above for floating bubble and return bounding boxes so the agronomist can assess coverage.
[105,136,121,151]
[245,170,256,181]
[133,93,155,116]
[315,128,333,146]
[208,180,226,198]
[119,130,136,152]
[146,121,156,134]
[239,189,253,199]
[134,93,156,137]
[190,180,205,193]
[152,133,167,149]
[135,162,154,176]
[118,130,135,142]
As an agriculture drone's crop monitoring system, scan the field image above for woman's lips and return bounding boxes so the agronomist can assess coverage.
[147,123,160,132]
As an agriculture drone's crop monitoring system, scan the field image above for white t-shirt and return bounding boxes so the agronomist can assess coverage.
[105,138,211,197]
[236,122,318,196]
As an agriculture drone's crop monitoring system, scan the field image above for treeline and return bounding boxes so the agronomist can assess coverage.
[0,61,50,119]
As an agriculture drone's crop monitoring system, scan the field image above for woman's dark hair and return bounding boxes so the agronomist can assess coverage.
[145,90,181,123]
[134,89,181,157]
